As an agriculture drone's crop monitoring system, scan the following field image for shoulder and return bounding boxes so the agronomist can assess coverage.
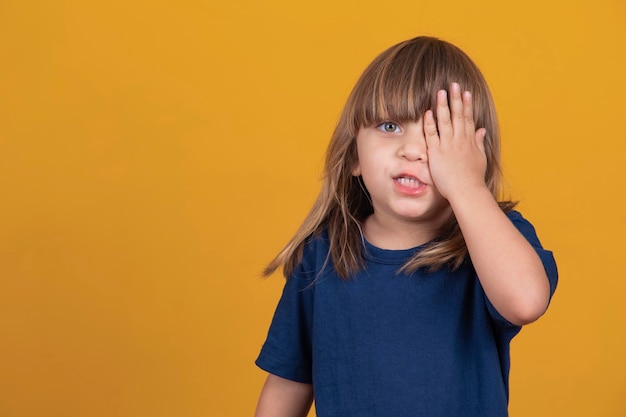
[301,230,331,263]
[506,209,558,293]
[505,209,531,226]
[303,229,331,252]
[291,230,333,282]
[505,210,542,246]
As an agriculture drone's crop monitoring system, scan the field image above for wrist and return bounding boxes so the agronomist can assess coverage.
[446,183,495,214]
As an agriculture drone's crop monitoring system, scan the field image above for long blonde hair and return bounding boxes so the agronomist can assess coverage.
[264,36,515,279]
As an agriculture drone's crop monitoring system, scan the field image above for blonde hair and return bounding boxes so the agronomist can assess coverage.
[264,36,515,279]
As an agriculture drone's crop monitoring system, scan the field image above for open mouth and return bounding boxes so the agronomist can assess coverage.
[395,175,423,187]
[393,174,428,195]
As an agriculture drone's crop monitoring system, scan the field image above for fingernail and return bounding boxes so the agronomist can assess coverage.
[451,83,460,92]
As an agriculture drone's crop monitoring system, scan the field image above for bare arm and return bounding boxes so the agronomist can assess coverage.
[424,83,550,325]
[448,187,550,325]
[255,374,314,417]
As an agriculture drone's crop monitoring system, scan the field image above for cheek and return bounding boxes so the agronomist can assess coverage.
[357,162,381,193]
[353,136,384,179]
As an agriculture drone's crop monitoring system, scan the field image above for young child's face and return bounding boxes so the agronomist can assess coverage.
[352,119,451,229]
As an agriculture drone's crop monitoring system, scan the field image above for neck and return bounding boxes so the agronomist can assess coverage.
[361,211,451,250]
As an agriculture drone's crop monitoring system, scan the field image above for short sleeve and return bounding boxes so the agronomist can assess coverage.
[255,266,315,383]
[486,210,559,328]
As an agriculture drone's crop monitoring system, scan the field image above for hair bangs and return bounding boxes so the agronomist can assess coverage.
[351,51,440,129]
[348,38,492,133]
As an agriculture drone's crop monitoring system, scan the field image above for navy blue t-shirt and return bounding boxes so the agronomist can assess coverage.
[256,211,558,417]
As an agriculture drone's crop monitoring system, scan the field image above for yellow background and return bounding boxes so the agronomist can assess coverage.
[1,0,624,416]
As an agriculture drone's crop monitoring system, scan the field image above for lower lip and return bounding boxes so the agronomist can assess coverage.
[394,179,428,196]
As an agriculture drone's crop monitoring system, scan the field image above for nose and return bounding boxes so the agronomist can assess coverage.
[397,124,428,162]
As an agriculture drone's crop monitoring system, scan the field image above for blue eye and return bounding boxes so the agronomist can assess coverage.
[377,122,400,133]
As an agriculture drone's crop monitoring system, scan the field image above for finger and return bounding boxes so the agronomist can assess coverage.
[423,110,439,147]
[449,83,464,135]
[435,89,452,140]
[462,90,477,137]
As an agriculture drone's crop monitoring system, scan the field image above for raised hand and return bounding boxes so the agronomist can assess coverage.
[423,82,488,202]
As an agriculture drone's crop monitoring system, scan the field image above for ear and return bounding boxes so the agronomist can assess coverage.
[351,162,361,177]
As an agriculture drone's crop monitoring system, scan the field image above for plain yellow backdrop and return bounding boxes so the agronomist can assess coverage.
[0,0,625,416]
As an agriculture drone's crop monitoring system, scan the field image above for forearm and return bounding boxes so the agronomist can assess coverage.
[449,186,550,326]
[255,374,314,417]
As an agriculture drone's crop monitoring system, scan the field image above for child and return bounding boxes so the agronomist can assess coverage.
[254,36,558,417]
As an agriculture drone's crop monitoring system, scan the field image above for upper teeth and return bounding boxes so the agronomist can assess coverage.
[397,176,421,186]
